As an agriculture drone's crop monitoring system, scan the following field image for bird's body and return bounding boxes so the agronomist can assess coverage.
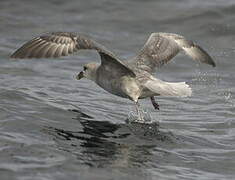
[11,32,216,122]
[96,70,139,100]
[94,63,191,101]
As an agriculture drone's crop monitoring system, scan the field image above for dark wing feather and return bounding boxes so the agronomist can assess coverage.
[11,32,135,77]
[129,33,216,73]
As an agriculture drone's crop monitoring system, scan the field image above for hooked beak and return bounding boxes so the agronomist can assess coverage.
[76,71,84,80]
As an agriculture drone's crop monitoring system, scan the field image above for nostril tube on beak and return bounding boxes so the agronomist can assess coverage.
[76,71,84,80]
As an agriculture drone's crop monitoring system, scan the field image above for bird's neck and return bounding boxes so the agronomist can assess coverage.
[88,66,99,82]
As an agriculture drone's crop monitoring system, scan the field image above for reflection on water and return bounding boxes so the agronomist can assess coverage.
[45,109,173,168]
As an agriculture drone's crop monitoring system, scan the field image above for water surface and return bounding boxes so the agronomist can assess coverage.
[0,0,235,179]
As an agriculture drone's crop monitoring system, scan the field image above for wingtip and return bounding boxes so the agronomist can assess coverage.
[10,54,17,59]
[208,57,216,67]
[10,53,21,59]
[212,62,216,67]
[10,52,30,59]
[196,45,216,68]
[10,48,23,59]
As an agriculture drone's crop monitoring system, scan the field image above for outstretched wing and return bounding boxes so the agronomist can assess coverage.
[129,33,216,73]
[11,32,135,77]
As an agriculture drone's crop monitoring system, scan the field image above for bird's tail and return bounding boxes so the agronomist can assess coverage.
[144,78,192,97]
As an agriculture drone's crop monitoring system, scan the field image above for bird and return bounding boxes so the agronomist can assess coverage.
[11,32,216,122]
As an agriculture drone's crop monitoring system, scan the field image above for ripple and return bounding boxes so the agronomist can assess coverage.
[1,0,235,179]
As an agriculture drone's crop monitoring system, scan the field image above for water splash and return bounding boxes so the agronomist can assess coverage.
[190,69,221,97]
[127,107,153,124]
[191,70,220,88]
[218,89,235,107]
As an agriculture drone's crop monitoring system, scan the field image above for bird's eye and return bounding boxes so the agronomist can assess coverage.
[84,66,87,71]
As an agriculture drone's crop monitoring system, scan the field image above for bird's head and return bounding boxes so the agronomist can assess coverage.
[76,62,99,81]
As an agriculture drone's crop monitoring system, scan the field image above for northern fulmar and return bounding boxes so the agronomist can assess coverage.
[11,32,216,121]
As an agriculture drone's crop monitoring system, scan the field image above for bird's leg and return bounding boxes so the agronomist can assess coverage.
[135,101,144,122]
[150,96,160,110]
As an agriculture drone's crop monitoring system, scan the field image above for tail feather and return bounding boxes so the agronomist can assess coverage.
[144,78,192,97]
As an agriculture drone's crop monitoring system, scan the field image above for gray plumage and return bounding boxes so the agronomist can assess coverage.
[128,33,215,73]
[11,32,216,121]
